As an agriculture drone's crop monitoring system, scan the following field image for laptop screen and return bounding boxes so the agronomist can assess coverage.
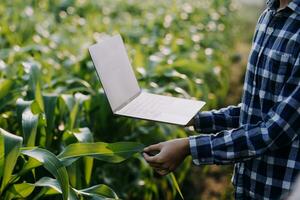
[89,35,140,112]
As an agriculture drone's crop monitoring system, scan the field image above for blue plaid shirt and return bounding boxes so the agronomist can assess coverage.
[189,0,300,199]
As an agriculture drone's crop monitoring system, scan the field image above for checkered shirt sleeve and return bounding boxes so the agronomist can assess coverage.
[190,53,300,165]
[193,105,241,133]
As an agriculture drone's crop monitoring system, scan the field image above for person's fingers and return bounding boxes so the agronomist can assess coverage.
[143,152,164,164]
[153,167,167,171]
[168,164,176,172]
[148,162,161,168]
[152,165,170,175]
[143,143,162,153]
[148,161,170,170]
[155,168,169,176]
[143,152,160,163]
[155,162,170,169]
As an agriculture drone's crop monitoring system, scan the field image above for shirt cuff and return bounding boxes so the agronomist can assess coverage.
[189,135,214,165]
[193,111,214,132]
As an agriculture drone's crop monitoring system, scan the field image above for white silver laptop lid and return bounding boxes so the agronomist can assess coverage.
[88,35,140,112]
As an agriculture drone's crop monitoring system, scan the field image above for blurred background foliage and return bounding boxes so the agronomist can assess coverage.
[0,0,263,199]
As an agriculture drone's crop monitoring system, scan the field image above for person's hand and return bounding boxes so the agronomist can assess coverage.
[143,138,190,176]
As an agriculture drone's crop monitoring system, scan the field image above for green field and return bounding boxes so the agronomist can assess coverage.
[0,0,243,199]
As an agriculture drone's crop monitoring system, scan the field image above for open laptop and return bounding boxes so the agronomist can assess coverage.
[88,34,205,126]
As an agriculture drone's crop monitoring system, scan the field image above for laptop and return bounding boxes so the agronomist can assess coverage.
[88,34,205,126]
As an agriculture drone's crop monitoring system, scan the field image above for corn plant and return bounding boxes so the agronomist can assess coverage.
[0,127,145,199]
[0,62,184,199]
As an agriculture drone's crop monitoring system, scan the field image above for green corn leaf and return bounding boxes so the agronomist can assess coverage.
[60,94,75,112]
[21,147,70,200]
[31,82,44,114]
[48,77,94,94]
[58,142,145,165]
[62,128,95,188]
[63,93,90,131]
[0,133,4,179]
[33,177,79,200]
[77,184,119,199]
[0,91,19,113]
[35,177,63,193]
[70,128,94,186]
[66,78,93,90]
[69,101,79,130]
[43,93,58,147]
[13,158,42,181]
[63,128,94,145]
[16,98,33,126]
[167,173,184,200]
[0,79,13,99]
[6,182,35,199]
[33,177,118,200]
[73,128,94,143]
[0,128,23,194]
[63,185,80,200]
[74,92,90,105]
[22,108,39,147]
[43,94,58,129]
[77,129,94,186]
[68,162,82,189]
[61,94,80,131]
[23,61,41,98]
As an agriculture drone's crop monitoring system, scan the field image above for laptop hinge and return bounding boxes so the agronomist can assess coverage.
[113,90,142,113]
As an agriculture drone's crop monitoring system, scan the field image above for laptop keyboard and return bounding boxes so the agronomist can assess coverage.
[118,93,171,118]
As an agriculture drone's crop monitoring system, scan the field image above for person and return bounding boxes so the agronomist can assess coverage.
[143,0,300,199]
